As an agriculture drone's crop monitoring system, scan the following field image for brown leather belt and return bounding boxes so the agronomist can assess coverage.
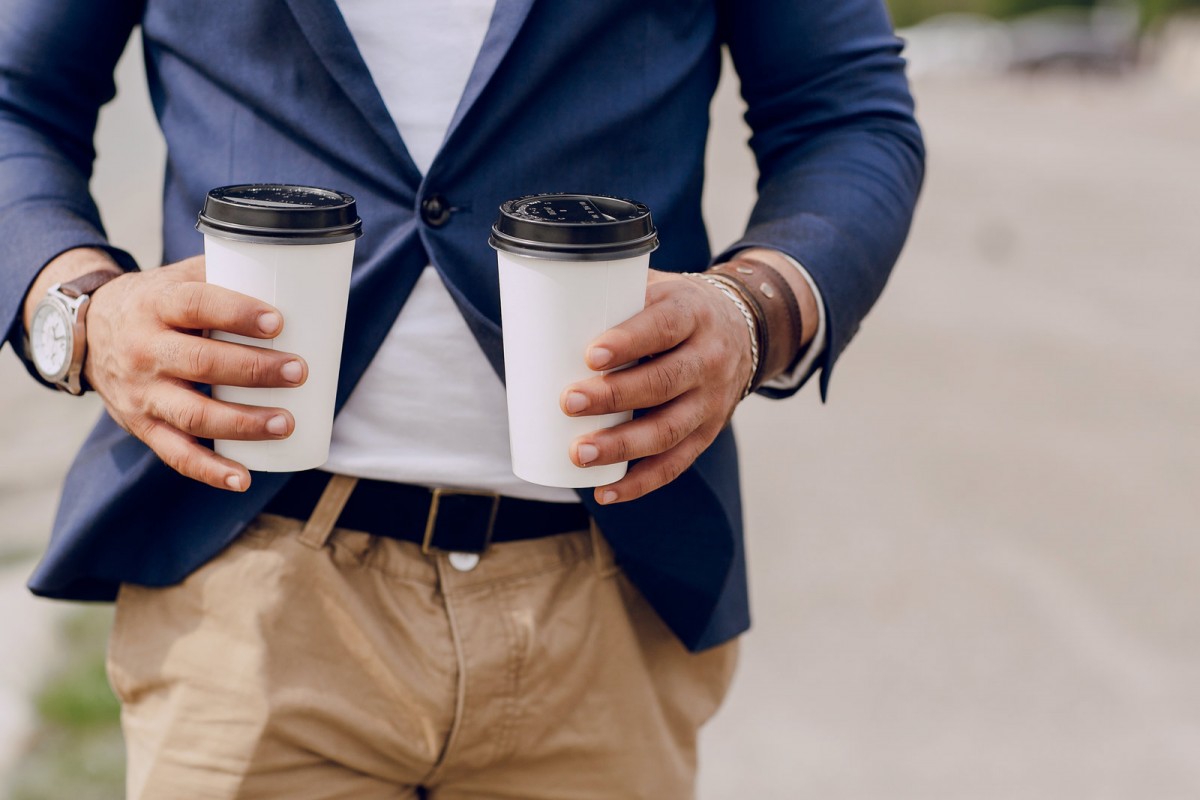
[263,470,590,554]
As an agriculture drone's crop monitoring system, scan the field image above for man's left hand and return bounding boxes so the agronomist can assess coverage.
[560,269,756,505]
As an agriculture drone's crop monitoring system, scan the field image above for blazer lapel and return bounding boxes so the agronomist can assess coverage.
[442,0,536,150]
[283,0,535,184]
[282,0,422,187]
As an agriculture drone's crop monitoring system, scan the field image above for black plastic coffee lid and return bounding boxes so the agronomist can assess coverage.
[196,184,363,245]
[489,193,658,261]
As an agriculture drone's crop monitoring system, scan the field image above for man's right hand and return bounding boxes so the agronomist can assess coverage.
[82,255,307,492]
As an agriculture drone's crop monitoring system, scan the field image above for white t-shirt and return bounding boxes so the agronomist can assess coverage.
[325,0,577,502]
[325,1,826,501]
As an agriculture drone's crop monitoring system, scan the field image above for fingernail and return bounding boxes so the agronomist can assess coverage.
[577,443,599,465]
[225,474,243,491]
[257,312,281,335]
[565,392,589,414]
[599,489,618,505]
[266,415,288,436]
[281,360,303,383]
[588,347,613,369]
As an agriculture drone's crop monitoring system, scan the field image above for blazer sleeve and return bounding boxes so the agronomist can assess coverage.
[715,0,925,400]
[0,0,143,384]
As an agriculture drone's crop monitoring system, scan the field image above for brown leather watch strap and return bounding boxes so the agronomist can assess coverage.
[59,269,123,300]
[59,269,122,394]
[708,257,804,391]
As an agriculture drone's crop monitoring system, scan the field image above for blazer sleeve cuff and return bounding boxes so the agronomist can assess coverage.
[1,202,138,387]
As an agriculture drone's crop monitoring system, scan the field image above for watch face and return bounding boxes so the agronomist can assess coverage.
[31,301,72,379]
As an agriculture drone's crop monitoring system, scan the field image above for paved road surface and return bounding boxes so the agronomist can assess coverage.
[1,36,1197,798]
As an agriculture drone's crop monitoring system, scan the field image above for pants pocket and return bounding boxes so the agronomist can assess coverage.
[105,584,134,706]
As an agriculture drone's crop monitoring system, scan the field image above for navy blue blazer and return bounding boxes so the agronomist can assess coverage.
[0,0,923,651]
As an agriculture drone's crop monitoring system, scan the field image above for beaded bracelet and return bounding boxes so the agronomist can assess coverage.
[682,273,760,399]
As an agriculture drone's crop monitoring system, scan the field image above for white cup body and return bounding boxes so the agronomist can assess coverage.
[497,250,649,488]
[203,234,355,472]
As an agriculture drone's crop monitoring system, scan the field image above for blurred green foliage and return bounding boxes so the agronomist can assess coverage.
[887,0,1200,27]
[7,608,124,800]
[1140,0,1200,23]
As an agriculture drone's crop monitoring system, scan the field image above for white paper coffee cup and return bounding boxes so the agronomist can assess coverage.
[490,194,659,488]
[197,184,362,472]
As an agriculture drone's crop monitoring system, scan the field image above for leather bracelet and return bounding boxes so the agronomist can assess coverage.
[708,257,804,391]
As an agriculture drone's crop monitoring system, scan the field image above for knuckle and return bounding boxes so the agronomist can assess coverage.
[176,450,202,480]
[140,391,162,423]
[657,458,685,488]
[180,283,206,324]
[232,412,253,438]
[188,343,215,377]
[177,402,205,434]
[603,380,625,410]
[654,305,680,341]
[131,415,156,442]
[603,329,634,363]
[611,435,631,463]
[245,356,266,385]
[162,444,187,475]
[655,415,687,449]
[650,362,678,397]
[162,451,182,474]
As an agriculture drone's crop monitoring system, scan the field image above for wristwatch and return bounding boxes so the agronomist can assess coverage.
[26,269,122,395]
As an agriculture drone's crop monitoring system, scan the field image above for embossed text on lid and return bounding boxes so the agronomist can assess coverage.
[197,184,363,245]
[490,193,658,262]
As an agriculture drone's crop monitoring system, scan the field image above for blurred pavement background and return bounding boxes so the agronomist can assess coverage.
[2,8,1199,799]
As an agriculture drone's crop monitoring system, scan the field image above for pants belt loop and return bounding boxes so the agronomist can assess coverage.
[589,517,619,577]
[299,474,359,550]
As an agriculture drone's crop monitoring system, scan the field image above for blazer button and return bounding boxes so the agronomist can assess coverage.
[421,195,452,227]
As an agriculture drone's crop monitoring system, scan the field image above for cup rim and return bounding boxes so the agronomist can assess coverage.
[488,229,659,262]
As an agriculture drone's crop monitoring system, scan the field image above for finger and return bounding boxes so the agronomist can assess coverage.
[584,291,699,370]
[562,349,705,416]
[570,394,708,467]
[156,333,307,387]
[592,428,711,505]
[147,381,295,441]
[158,281,284,339]
[139,420,251,491]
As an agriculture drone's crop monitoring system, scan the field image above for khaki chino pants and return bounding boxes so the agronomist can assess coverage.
[107,476,739,799]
